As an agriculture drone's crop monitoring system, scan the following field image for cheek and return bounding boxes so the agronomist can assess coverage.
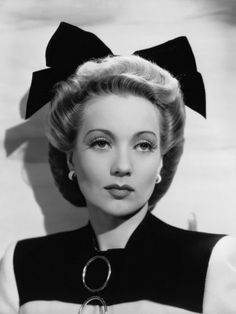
[74,153,107,187]
[138,165,156,191]
[136,155,161,182]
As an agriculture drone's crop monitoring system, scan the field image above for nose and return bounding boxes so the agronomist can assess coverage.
[110,147,132,177]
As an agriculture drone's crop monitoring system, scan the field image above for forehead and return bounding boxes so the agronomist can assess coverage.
[80,94,161,136]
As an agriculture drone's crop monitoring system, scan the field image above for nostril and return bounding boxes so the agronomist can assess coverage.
[113,169,131,177]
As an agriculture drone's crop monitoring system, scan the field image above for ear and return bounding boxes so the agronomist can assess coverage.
[66,151,74,171]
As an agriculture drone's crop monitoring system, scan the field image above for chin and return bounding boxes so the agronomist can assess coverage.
[98,200,147,218]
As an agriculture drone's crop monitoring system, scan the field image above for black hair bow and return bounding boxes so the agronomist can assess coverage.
[25,21,206,119]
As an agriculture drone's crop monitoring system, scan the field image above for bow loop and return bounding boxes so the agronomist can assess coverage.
[133,36,197,76]
[178,72,206,117]
[46,22,113,69]
[133,36,205,117]
[25,67,72,119]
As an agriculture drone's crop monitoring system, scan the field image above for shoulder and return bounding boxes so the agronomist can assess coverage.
[151,216,236,313]
[148,213,226,280]
[203,235,236,313]
[132,213,227,312]
[0,226,87,313]
[148,212,224,251]
[13,225,91,306]
[13,225,90,283]
[148,211,226,264]
[14,225,89,264]
[207,235,236,265]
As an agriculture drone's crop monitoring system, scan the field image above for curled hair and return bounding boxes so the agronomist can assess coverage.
[46,55,185,209]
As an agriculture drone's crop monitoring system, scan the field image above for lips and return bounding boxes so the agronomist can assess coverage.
[104,184,134,199]
[104,184,135,191]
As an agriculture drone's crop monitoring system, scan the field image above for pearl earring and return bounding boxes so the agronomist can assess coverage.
[68,170,76,181]
[155,174,162,184]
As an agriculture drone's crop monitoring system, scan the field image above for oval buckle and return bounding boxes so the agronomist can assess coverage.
[78,296,108,314]
[82,255,111,293]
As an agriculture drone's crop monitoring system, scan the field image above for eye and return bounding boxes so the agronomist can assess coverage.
[135,140,157,152]
[89,137,111,150]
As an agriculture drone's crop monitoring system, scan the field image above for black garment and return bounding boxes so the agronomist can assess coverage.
[14,212,224,313]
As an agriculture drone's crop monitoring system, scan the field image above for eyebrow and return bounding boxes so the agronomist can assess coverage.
[85,129,158,139]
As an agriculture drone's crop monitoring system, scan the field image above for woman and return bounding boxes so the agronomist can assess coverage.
[0,22,236,314]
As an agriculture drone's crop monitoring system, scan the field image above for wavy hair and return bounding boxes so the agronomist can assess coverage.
[46,55,186,209]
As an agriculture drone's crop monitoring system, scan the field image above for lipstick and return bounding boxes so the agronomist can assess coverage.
[104,184,134,199]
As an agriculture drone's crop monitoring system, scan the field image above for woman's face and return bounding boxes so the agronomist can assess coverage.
[69,93,162,217]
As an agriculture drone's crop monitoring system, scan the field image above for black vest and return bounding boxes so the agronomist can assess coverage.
[14,212,224,312]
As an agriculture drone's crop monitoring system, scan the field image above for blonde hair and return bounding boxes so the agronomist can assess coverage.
[47,55,185,153]
[46,55,186,208]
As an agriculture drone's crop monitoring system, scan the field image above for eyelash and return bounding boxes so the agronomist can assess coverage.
[88,137,157,152]
[89,137,111,150]
[135,140,157,152]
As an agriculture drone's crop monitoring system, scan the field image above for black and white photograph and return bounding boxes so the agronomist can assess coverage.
[0,1,236,313]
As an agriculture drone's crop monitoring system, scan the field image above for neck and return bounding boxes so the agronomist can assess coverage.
[87,203,148,251]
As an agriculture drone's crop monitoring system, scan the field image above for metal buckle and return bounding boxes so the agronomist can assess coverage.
[82,255,111,293]
[78,296,108,314]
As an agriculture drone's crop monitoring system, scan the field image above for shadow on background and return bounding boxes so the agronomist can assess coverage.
[192,0,236,25]
[209,0,236,25]
[4,90,88,235]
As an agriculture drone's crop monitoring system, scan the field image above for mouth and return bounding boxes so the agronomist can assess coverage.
[104,184,135,192]
[104,184,135,199]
